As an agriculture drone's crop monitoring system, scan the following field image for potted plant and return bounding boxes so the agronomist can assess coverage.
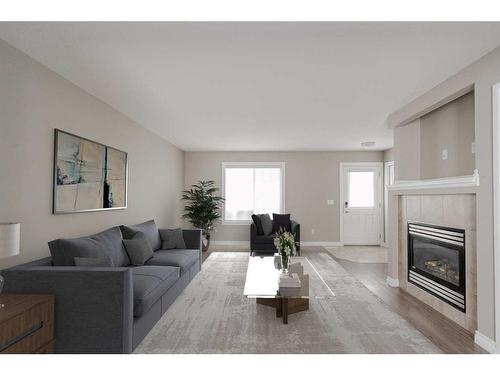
[181,180,225,251]
[274,229,297,274]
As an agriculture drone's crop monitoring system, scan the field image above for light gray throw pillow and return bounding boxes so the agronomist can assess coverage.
[259,214,273,235]
[159,228,186,249]
[74,256,114,267]
[122,232,154,266]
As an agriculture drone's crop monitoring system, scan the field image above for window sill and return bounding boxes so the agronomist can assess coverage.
[222,220,252,226]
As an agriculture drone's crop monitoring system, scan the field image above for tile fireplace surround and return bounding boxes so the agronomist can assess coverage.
[388,193,477,333]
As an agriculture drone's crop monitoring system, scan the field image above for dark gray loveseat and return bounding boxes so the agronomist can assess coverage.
[1,220,202,354]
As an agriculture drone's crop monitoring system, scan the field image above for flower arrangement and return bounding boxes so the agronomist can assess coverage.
[274,229,297,273]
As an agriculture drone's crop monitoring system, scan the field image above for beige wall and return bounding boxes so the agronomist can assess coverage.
[0,40,185,269]
[383,148,395,162]
[420,92,475,179]
[387,45,500,341]
[394,119,421,181]
[393,92,475,182]
[185,151,383,243]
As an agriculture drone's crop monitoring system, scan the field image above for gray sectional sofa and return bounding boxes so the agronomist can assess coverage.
[1,220,202,353]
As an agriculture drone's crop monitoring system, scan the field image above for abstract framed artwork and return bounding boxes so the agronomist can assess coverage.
[53,129,128,214]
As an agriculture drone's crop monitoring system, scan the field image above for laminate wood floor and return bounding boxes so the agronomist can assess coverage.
[326,248,485,354]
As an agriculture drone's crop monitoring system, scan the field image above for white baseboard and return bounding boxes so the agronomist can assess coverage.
[474,330,497,353]
[211,241,249,246]
[386,276,400,288]
[302,241,343,247]
[211,241,343,247]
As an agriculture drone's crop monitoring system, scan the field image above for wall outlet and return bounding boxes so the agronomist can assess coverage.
[327,199,335,206]
[311,229,315,235]
[442,149,448,160]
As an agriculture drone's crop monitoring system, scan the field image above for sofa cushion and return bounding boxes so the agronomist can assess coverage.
[272,213,291,233]
[159,228,186,250]
[253,234,276,244]
[120,220,162,251]
[132,266,180,317]
[145,249,199,274]
[48,226,130,267]
[74,255,114,267]
[259,214,273,235]
[251,214,264,235]
[123,232,154,266]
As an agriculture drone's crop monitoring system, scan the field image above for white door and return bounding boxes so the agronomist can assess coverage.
[341,163,382,245]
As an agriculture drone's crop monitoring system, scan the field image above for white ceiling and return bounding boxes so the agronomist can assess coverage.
[2,22,500,151]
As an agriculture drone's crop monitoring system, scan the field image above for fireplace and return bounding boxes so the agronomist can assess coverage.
[407,223,466,312]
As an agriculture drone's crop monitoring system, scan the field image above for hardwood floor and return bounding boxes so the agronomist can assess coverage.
[203,245,485,354]
[326,249,485,354]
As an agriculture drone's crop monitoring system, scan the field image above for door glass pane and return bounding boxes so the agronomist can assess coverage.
[254,168,281,215]
[225,168,253,220]
[348,171,374,207]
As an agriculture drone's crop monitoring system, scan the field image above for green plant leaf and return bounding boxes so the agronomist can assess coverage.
[181,180,225,235]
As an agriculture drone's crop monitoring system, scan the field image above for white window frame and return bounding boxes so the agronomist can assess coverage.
[221,162,286,225]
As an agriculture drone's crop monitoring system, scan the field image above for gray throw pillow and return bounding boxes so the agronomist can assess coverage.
[74,256,114,267]
[259,214,273,235]
[251,214,264,235]
[120,220,162,251]
[122,232,154,266]
[159,228,186,249]
[48,227,130,267]
[272,213,291,233]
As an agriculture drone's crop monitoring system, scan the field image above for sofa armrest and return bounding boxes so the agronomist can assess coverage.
[250,223,257,242]
[1,266,133,353]
[181,228,202,268]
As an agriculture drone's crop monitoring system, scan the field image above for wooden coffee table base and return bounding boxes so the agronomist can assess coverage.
[256,297,309,324]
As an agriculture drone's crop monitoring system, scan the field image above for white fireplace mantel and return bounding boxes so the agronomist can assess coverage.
[388,169,479,194]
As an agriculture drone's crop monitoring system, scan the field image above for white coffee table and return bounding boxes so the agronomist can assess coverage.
[243,254,309,324]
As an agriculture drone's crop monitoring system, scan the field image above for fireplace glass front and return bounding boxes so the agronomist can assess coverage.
[408,223,465,312]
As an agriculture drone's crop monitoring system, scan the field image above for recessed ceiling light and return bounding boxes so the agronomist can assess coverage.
[361,141,376,148]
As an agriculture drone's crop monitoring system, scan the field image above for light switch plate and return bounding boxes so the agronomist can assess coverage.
[472,142,476,154]
[442,149,448,160]
[327,200,335,205]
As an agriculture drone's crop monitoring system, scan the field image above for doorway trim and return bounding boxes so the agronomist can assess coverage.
[383,161,395,247]
[492,83,500,353]
[339,162,384,246]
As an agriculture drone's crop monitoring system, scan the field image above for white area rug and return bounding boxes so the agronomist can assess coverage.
[326,246,388,263]
[135,251,439,354]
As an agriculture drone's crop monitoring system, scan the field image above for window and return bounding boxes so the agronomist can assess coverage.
[222,163,284,222]
[348,171,375,208]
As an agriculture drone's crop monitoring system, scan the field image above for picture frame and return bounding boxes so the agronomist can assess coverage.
[52,129,128,214]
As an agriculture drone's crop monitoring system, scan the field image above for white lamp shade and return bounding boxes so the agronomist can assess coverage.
[0,223,20,258]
